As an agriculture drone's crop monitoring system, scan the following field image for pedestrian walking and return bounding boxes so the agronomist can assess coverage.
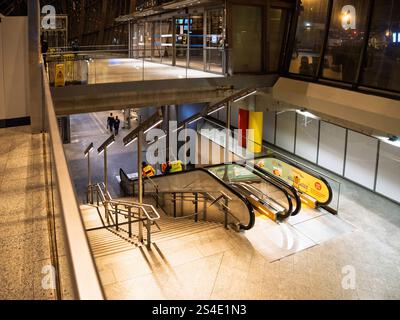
[114,116,121,136]
[107,113,115,133]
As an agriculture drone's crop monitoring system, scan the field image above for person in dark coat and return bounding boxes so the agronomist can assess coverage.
[107,113,115,133]
[114,116,121,136]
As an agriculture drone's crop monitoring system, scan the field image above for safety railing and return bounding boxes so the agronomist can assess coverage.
[87,183,161,248]
[44,47,228,87]
[42,64,104,299]
[143,186,241,231]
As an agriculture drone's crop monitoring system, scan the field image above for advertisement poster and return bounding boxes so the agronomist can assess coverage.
[55,63,65,87]
[255,157,330,204]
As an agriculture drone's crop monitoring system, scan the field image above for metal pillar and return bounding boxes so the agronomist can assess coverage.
[225,101,231,163]
[137,130,144,243]
[183,122,188,170]
[104,146,108,195]
[87,152,92,204]
[128,20,132,58]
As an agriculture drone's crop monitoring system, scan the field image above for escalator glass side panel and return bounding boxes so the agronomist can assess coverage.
[120,168,255,230]
[206,164,294,221]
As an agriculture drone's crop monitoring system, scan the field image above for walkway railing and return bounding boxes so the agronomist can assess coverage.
[42,63,104,300]
[44,48,228,86]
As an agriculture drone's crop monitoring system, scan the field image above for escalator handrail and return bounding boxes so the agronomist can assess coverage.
[243,163,302,217]
[230,162,296,220]
[119,167,255,230]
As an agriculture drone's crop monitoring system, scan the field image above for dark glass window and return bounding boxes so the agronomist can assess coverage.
[268,8,291,72]
[360,0,400,92]
[288,0,329,76]
[322,0,370,83]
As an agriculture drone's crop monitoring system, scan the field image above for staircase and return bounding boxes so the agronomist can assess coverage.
[81,204,222,258]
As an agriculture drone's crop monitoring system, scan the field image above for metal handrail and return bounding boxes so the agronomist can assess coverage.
[90,183,160,222]
[106,199,160,222]
[42,65,104,300]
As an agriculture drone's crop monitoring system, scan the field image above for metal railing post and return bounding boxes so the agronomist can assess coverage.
[115,204,119,231]
[128,207,132,238]
[194,192,198,223]
[138,130,144,243]
[146,219,151,249]
[105,201,110,225]
[156,187,159,208]
[173,192,177,218]
[223,195,229,229]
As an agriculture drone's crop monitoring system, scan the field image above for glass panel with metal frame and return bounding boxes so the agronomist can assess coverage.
[288,0,329,76]
[322,0,370,83]
[360,0,400,92]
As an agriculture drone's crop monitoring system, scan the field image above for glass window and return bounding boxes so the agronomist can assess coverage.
[268,8,291,72]
[289,0,329,76]
[360,0,400,92]
[322,0,370,82]
[232,5,262,73]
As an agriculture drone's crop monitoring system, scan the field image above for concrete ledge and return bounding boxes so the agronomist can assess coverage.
[51,74,279,115]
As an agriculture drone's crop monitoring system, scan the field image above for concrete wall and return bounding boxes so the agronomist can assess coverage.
[0,16,29,122]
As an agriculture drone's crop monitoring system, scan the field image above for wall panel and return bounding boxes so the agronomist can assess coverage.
[263,111,276,144]
[375,142,400,203]
[295,114,319,163]
[318,122,346,175]
[275,111,295,152]
[344,130,378,190]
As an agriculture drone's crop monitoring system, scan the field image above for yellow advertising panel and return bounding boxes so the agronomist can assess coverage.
[248,111,263,154]
[64,54,75,82]
[55,64,65,87]
[255,156,331,205]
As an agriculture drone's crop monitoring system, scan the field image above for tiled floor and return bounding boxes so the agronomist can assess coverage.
[0,126,75,300]
[0,126,56,300]
[87,59,223,85]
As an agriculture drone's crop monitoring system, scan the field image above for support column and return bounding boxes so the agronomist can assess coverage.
[28,0,43,133]
[128,20,132,58]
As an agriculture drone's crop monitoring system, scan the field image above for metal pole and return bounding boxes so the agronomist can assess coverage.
[194,193,198,222]
[88,152,92,203]
[128,207,132,238]
[146,220,151,249]
[225,101,231,163]
[183,122,188,170]
[104,146,108,195]
[138,130,144,243]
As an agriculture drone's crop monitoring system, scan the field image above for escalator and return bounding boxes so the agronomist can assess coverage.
[120,166,256,230]
[198,116,335,213]
[251,154,334,212]
[120,162,301,229]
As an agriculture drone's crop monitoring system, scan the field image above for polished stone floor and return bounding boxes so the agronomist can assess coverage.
[0,126,55,300]
[66,111,400,300]
[87,59,223,85]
